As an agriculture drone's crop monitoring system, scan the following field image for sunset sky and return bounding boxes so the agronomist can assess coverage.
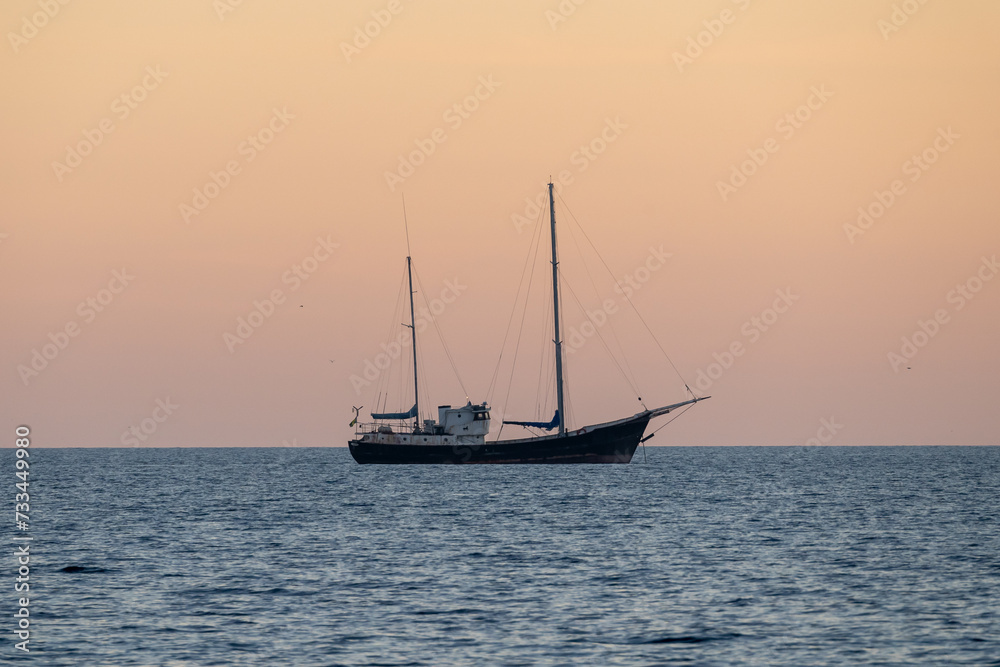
[3,0,998,447]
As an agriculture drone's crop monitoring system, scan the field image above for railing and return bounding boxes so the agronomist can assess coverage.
[353,420,418,435]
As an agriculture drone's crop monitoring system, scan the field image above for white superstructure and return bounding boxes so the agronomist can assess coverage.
[355,401,491,446]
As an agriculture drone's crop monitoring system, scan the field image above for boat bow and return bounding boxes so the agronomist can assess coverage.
[643,395,711,421]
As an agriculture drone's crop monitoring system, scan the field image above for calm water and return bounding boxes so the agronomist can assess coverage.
[8,446,999,665]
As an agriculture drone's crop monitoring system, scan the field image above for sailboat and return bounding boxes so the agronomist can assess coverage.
[348,182,709,464]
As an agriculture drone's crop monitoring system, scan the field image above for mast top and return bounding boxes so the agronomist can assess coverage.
[402,194,412,258]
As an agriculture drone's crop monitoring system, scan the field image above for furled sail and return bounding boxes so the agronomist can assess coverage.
[372,404,417,420]
[503,410,560,431]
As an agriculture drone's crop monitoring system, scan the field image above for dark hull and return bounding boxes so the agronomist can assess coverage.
[349,415,650,464]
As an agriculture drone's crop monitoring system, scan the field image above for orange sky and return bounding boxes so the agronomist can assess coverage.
[2,0,998,447]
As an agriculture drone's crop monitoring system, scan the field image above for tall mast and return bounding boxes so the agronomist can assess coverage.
[548,181,566,436]
[406,255,420,431]
[403,197,420,431]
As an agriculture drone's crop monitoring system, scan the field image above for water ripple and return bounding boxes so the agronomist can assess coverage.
[18,445,1000,666]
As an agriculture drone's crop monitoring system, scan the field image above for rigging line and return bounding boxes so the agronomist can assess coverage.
[405,289,430,421]
[642,403,698,442]
[542,338,555,421]
[543,282,555,419]
[400,197,422,416]
[545,269,559,420]
[396,278,415,413]
[410,260,470,398]
[390,271,410,406]
[492,223,539,441]
[556,192,695,395]
[394,284,409,412]
[498,198,548,431]
[560,274,641,397]
[396,343,405,413]
[374,265,409,407]
[415,336,430,423]
[534,288,565,421]
[534,270,553,417]
[378,267,406,388]
[400,197,423,420]
[486,202,548,403]
[554,227,570,428]
[561,206,642,397]
[401,194,412,258]
[563,351,573,430]
[545,311,557,418]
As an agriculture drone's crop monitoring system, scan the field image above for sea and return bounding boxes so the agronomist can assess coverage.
[8,446,999,666]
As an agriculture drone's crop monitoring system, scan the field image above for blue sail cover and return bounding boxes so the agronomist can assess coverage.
[503,410,560,430]
[371,404,417,420]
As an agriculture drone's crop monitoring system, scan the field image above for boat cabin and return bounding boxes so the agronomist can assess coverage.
[434,402,491,436]
[357,400,491,446]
